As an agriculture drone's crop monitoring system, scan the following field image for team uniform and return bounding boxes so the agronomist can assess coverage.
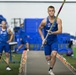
[44,17,58,55]
[0,28,10,54]
[19,27,28,50]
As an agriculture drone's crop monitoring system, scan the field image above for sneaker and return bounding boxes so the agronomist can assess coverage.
[27,49,29,51]
[48,69,55,75]
[6,67,11,71]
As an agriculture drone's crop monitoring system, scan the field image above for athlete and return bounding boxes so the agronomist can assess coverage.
[39,6,62,75]
[0,21,14,71]
[17,23,29,51]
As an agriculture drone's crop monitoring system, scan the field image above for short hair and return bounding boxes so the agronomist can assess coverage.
[48,6,55,10]
[1,20,6,24]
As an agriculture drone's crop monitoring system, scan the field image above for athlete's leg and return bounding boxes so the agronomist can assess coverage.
[23,38,29,51]
[44,44,51,64]
[46,55,51,61]
[4,43,10,64]
[26,42,29,51]
[4,43,11,70]
[5,52,9,65]
[50,42,58,68]
[48,42,58,75]
[0,44,3,62]
[50,51,57,68]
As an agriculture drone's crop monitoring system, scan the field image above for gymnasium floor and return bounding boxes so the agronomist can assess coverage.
[24,51,75,75]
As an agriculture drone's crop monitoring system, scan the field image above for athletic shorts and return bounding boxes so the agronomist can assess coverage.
[44,42,58,56]
[0,42,10,53]
[21,38,28,44]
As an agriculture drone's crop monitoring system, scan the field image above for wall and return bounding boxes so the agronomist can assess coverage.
[0,1,76,35]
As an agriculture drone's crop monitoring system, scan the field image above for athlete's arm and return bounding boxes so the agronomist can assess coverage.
[52,18,62,34]
[7,29,14,43]
[38,19,46,40]
[18,42,29,51]
[18,44,24,50]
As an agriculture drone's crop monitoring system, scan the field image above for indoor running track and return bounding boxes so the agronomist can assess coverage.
[24,51,75,75]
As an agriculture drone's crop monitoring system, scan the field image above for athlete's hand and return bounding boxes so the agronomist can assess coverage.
[17,47,20,52]
[17,49,19,52]
[42,39,47,45]
[46,30,53,35]
[20,38,22,41]
[7,40,11,43]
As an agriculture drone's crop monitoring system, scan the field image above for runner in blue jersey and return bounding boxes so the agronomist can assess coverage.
[17,23,29,51]
[0,21,14,71]
[39,6,62,75]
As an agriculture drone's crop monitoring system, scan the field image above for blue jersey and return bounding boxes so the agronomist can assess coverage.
[19,28,28,44]
[0,28,8,43]
[44,17,58,45]
[19,27,26,38]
